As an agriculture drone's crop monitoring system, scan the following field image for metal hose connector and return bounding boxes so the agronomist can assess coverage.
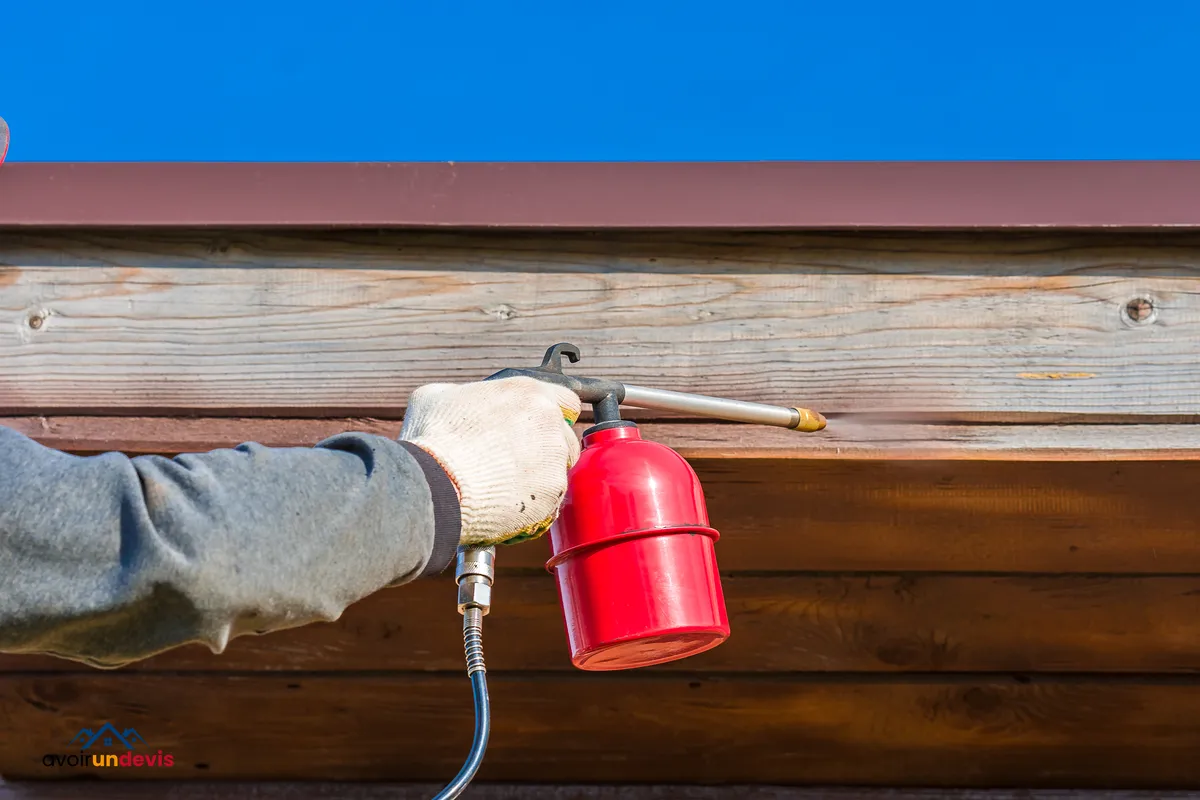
[431,545,496,800]
[456,546,496,616]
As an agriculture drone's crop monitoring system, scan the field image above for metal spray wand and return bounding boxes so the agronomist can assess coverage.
[488,342,826,431]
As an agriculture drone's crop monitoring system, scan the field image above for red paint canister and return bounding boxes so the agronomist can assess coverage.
[546,423,730,671]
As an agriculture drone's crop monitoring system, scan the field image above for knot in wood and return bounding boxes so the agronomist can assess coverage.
[483,304,519,321]
[1123,297,1155,324]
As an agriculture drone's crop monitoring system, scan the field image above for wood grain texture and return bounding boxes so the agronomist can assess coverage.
[4,230,1200,418]
[698,458,1200,574]
[5,575,1200,674]
[4,674,1200,785]
[9,416,1200,460]
[5,783,1199,800]
[5,414,1200,572]
[502,458,1196,573]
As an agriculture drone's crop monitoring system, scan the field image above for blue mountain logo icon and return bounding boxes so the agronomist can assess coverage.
[68,723,147,751]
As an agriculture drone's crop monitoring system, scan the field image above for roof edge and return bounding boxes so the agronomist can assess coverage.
[2,161,1199,229]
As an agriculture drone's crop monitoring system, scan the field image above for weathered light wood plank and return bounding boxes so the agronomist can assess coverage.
[3,231,1200,418]
[8,416,1200,460]
[5,674,1200,785]
[4,782,1197,799]
[6,575,1200,674]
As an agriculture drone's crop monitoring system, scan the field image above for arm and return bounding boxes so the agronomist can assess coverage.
[0,426,460,668]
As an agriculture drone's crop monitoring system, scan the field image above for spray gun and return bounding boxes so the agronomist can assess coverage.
[431,343,826,799]
[487,342,826,433]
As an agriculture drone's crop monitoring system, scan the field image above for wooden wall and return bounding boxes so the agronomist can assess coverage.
[2,230,1200,789]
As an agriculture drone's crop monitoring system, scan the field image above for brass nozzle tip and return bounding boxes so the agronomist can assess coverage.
[791,408,827,432]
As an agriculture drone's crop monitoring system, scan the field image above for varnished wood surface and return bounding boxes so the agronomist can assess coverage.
[4,414,1199,572]
[5,575,1200,674]
[672,459,1200,575]
[5,674,1200,785]
[3,230,1200,418]
[6,229,1200,790]
[9,416,1200,460]
[4,782,1199,799]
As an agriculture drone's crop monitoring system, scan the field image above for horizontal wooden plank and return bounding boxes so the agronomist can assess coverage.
[5,674,1200,785]
[515,458,1199,573]
[4,230,1200,418]
[4,783,1197,800]
[6,414,1200,571]
[6,575,1200,674]
[3,416,402,456]
[10,417,1200,461]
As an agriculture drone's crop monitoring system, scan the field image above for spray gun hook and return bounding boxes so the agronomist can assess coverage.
[539,343,581,374]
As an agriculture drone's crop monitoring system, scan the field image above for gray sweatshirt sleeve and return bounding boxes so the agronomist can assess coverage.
[0,426,461,669]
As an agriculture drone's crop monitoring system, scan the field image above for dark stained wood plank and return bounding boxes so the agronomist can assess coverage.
[5,230,1200,419]
[5,782,1199,799]
[4,674,1200,786]
[672,459,1200,575]
[12,228,1200,277]
[3,416,402,456]
[5,413,1200,572]
[10,417,1200,461]
[6,575,1200,674]
[5,229,1200,276]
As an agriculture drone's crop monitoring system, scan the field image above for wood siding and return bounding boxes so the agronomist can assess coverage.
[2,230,1200,789]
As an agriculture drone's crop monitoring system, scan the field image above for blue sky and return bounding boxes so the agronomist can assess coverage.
[4,1,1197,161]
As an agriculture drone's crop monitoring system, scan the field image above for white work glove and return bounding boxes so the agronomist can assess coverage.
[399,377,582,547]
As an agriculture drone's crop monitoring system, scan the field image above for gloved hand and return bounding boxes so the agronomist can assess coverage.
[399,377,582,546]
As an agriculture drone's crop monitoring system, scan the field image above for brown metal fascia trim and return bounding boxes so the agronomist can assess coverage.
[2,161,1200,229]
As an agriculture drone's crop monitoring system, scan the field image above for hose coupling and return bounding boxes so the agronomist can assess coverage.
[456,545,496,616]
